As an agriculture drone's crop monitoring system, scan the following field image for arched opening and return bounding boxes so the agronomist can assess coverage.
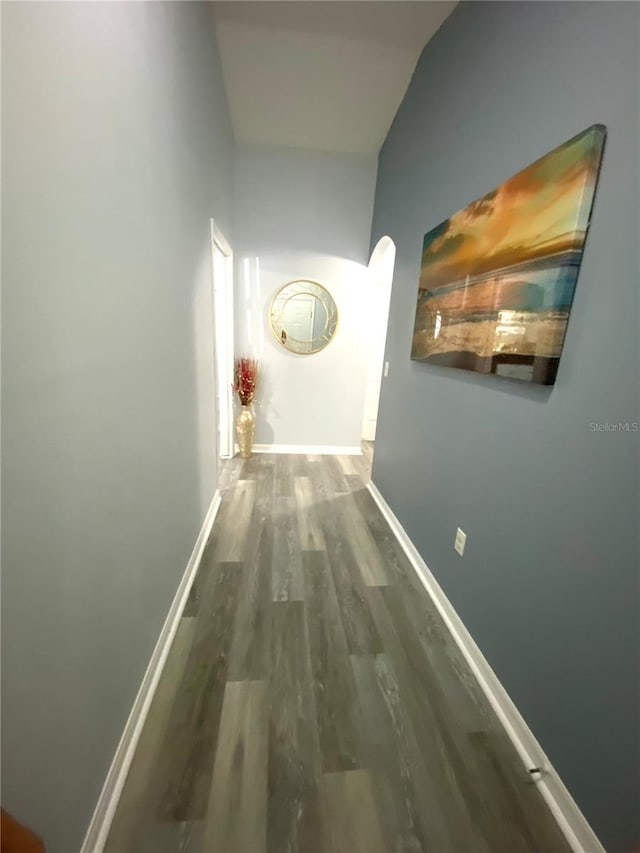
[362,235,396,442]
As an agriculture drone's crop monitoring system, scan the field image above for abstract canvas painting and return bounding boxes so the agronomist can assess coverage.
[411,124,606,385]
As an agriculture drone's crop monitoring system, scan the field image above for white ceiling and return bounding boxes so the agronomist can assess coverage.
[211,1,457,155]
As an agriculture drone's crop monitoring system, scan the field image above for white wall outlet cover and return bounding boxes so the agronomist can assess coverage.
[383,361,389,377]
[454,527,466,556]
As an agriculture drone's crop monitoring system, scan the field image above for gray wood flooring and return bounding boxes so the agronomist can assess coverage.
[105,444,570,853]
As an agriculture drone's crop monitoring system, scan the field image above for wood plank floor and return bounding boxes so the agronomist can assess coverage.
[105,444,570,853]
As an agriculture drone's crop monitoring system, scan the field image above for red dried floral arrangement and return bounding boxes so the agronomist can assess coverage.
[233,356,258,406]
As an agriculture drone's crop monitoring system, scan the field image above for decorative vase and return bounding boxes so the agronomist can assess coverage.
[236,405,255,459]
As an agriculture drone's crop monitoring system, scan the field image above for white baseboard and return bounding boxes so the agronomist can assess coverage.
[252,444,362,456]
[366,481,605,853]
[80,491,222,853]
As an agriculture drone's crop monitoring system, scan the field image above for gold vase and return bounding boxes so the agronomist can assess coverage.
[236,405,255,459]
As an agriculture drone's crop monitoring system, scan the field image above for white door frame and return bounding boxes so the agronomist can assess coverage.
[362,236,396,441]
[210,220,234,459]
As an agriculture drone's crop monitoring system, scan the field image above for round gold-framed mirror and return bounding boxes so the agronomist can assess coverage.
[270,280,338,355]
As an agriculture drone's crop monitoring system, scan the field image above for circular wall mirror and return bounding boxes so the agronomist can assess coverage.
[270,280,338,355]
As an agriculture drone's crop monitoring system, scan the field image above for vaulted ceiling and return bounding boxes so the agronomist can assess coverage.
[212,1,457,155]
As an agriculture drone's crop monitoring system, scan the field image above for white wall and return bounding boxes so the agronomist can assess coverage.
[1,4,233,850]
[233,145,378,448]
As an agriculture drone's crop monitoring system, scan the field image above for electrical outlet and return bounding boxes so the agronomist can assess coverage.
[454,527,467,556]
[383,361,390,377]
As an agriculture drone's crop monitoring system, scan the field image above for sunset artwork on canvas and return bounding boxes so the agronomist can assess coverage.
[411,124,606,385]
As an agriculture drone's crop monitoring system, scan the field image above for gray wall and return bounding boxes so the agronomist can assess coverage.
[1,3,233,850]
[233,145,377,447]
[370,3,639,851]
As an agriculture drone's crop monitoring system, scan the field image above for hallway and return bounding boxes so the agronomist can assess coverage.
[105,450,570,853]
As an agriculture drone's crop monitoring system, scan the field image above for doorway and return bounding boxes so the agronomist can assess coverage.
[362,236,396,443]
[210,221,234,462]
